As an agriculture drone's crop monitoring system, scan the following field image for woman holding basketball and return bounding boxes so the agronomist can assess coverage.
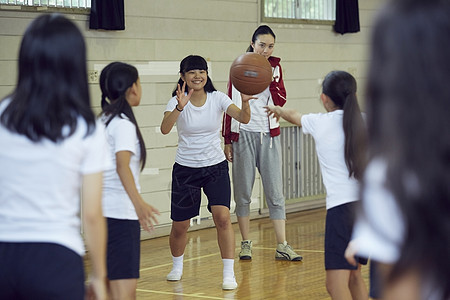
[161,55,254,290]
[265,70,368,299]
[222,25,302,262]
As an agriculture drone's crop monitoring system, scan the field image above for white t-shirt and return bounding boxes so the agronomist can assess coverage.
[353,159,442,300]
[0,99,111,255]
[165,91,233,168]
[351,158,404,263]
[101,114,141,220]
[239,86,271,133]
[301,110,360,209]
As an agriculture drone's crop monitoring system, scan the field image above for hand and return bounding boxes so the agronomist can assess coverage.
[176,81,194,110]
[264,105,281,122]
[224,144,233,162]
[240,93,257,102]
[135,200,160,232]
[85,276,107,300]
[344,240,359,266]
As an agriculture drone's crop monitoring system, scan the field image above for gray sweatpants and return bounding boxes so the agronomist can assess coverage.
[231,130,286,220]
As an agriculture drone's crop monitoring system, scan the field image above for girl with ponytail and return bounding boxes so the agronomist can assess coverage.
[265,70,368,299]
[100,62,160,299]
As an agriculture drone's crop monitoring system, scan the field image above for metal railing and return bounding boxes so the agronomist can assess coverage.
[280,125,325,201]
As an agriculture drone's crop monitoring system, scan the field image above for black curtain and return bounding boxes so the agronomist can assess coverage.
[89,0,125,30]
[334,0,360,35]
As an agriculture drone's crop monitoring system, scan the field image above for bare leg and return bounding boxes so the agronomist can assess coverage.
[211,206,235,259]
[326,269,353,300]
[169,220,190,257]
[349,264,369,300]
[167,220,190,281]
[108,279,137,300]
[272,219,286,244]
[237,215,250,241]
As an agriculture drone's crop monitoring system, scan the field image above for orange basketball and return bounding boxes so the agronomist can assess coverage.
[230,53,273,95]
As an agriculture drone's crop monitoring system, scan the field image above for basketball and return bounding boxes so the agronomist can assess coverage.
[230,53,273,95]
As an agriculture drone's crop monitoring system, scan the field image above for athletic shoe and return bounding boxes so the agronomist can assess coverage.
[222,276,238,290]
[166,269,182,281]
[275,242,303,261]
[239,240,252,260]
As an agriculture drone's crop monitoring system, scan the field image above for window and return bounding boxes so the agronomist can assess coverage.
[263,0,335,23]
[0,0,90,9]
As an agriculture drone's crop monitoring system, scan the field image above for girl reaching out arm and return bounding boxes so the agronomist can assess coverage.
[160,55,255,291]
[264,105,302,127]
[267,70,368,300]
[161,60,254,135]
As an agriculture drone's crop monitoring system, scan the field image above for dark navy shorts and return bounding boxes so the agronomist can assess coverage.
[106,218,140,280]
[325,201,368,270]
[370,260,382,299]
[0,242,84,300]
[171,160,231,221]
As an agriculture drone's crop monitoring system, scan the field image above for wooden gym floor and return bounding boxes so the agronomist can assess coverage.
[86,207,372,299]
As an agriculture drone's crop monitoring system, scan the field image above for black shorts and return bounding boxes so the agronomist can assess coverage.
[370,260,383,299]
[325,202,368,270]
[0,242,84,300]
[171,160,231,221]
[106,218,140,280]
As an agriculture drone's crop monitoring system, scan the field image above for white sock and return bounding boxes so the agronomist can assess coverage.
[222,258,235,279]
[172,254,184,272]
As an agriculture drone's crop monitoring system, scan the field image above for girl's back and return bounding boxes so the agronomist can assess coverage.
[301,110,360,210]
[0,99,108,255]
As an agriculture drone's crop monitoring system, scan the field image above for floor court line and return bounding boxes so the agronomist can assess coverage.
[140,247,324,272]
[140,252,220,272]
[136,289,230,299]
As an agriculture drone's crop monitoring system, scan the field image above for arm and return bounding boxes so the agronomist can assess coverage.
[116,151,160,232]
[269,59,287,107]
[222,81,235,162]
[379,265,421,300]
[160,82,193,134]
[264,105,302,127]
[222,111,233,162]
[225,94,255,124]
[82,172,107,300]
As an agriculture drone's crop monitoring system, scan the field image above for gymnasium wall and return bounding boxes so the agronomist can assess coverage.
[0,0,386,238]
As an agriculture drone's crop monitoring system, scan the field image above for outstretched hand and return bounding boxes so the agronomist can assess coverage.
[264,105,281,122]
[241,93,258,102]
[176,81,194,110]
[135,201,160,232]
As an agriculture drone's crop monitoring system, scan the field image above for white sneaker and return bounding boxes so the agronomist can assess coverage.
[222,276,238,290]
[166,269,182,281]
[275,242,303,261]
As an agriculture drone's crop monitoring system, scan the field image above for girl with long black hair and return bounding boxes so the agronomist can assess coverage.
[100,62,160,299]
[346,0,450,299]
[265,70,368,299]
[0,14,109,300]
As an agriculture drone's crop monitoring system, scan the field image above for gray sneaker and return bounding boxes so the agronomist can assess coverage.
[239,240,252,260]
[275,242,303,261]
